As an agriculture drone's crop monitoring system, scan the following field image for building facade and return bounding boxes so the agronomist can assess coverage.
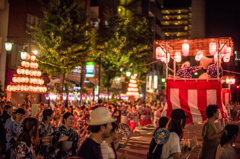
[161,7,192,39]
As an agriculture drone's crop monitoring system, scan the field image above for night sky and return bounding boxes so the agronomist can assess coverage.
[205,0,240,51]
[163,0,240,51]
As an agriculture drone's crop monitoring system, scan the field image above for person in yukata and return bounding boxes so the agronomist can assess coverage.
[182,61,202,78]
[207,59,223,78]
[176,64,185,78]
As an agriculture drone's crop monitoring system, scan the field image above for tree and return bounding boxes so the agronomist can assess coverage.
[27,0,96,96]
[99,15,152,98]
[98,32,128,100]
[119,16,152,82]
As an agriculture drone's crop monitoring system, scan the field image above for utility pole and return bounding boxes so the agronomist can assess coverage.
[98,54,102,99]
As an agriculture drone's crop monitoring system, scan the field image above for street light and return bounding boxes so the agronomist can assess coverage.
[126,72,131,77]
[5,41,13,51]
[161,78,166,82]
[20,51,28,60]
[33,50,38,55]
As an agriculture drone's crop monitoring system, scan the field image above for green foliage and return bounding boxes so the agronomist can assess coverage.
[99,15,152,90]
[27,0,97,77]
[80,87,89,94]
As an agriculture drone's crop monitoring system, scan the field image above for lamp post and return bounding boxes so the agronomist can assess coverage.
[4,41,13,89]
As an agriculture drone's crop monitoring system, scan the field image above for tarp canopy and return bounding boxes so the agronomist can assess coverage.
[163,79,228,124]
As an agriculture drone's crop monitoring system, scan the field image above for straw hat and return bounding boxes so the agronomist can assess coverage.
[86,107,117,125]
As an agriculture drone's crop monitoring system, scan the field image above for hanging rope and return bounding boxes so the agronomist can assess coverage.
[223,70,240,75]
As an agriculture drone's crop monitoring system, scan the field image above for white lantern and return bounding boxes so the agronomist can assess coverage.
[5,41,13,51]
[182,43,189,57]
[220,44,227,57]
[195,51,203,61]
[223,47,231,63]
[174,52,181,62]
[209,42,216,56]
[20,51,27,60]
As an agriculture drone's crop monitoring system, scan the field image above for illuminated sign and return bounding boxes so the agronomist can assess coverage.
[154,75,158,89]
[86,62,94,77]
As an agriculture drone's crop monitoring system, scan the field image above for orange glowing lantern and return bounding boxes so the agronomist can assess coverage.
[182,43,189,57]
[25,54,30,60]
[37,71,42,77]
[209,42,217,56]
[17,68,21,74]
[195,51,203,61]
[174,52,181,62]
[21,69,26,75]
[31,56,36,61]
[12,77,16,83]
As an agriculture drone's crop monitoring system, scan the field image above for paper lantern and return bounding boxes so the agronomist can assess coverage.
[156,47,165,60]
[25,54,30,61]
[31,56,36,61]
[37,71,42,77]
[220,44,227,57]
[17,68,21,74]
[195,51,203,61]
[26,69,30,75]
[209,42,217,56]
[12,77,16,83]
[182,43,189,57]
[175,52,181,62]
[21,69,26,75]
[17,85,20,91]
[223,47,231,63]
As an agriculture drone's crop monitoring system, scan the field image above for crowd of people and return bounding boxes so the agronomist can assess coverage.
[0,95,239,159]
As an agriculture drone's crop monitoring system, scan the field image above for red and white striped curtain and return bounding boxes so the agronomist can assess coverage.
[164,79,228,124]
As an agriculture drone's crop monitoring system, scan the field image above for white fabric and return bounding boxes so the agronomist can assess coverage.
[170,89,181,110]
[215,144,237,159]
[101,141,116,159]
[161,132,181,159]
[188,89,202,122]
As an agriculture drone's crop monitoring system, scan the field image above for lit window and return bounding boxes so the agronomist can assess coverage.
[184,26,188,30]
[177,10,181,14]
[177,16,181,19]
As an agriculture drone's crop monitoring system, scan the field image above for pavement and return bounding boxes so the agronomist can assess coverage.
[117,120,240,159]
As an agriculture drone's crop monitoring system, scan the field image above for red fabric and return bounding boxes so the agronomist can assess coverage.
[165,79,227,124]
[127,120,131,127]
[130,122,137,130]
[222,89,231,105]
[140,119,145,126]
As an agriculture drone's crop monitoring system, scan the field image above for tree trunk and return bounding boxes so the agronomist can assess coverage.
[60,73,65,102]
[107,86,109,102]
[80,63,86,105]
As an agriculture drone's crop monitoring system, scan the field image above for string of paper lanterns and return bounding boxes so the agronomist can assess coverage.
[7,51,47,93]
[127,75,139,97]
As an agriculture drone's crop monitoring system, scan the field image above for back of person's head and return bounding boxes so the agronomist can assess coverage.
[4,105,11,111]
[220,124,239,147]
[158,117,169,128]
[42,109,53,122]
[16,108,25,115]
[98,99,103,104]
[167,109,188,138]
[206,105,218,118]
[17,118,39,147]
